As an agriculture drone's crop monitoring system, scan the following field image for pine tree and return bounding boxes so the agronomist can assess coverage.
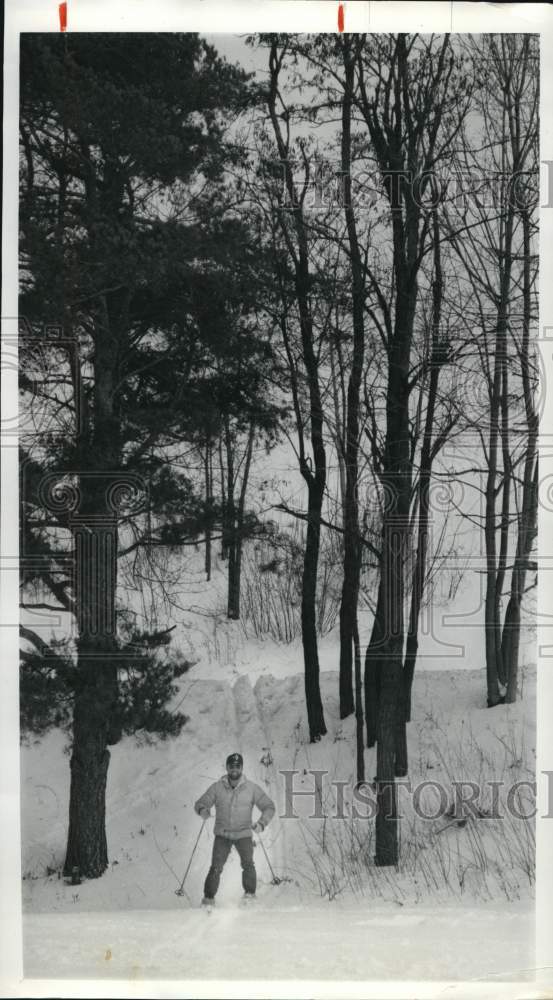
[19,32,252,878]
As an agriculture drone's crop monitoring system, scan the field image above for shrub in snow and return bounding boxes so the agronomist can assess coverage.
[240,523,342,642]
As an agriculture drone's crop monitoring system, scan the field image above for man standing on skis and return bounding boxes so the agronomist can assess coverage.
[194,752,275,905]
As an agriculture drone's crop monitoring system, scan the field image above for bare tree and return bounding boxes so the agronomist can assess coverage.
[258,38,330,740]
[444,33,538,706]
[351,33,470,864]
[334,35,370,722]
[395,201,459,775]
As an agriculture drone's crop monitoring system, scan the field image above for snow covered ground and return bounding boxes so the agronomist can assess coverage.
[20,653,537,985]
[23,902,534,982]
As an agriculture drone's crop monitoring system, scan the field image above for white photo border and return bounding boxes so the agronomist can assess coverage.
[2,2,552,997]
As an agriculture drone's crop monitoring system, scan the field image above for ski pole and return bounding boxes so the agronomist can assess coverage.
[175,818,207,897]
[258,834,282,886]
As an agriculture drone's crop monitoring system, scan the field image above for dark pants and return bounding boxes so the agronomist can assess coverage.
[204,835,256,899]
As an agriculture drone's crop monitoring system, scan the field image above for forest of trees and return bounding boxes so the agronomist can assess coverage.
[19,33,538,876]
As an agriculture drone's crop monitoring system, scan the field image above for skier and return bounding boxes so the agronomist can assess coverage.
[194,752,275,906]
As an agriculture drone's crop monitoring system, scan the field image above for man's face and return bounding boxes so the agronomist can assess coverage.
[227,762,242,783]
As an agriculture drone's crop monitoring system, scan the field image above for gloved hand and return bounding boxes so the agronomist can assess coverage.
[252,821,264,833]
[198,808,210,820]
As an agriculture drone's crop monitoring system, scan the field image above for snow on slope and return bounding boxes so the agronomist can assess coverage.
[20,659,536,981]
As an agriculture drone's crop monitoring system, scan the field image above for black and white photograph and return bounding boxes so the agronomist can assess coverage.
[2,1,553,996]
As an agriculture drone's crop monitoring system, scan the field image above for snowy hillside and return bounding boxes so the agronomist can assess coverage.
[21,659,536,981]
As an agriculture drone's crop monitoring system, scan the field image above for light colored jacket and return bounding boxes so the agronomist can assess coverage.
[194,774,275,840]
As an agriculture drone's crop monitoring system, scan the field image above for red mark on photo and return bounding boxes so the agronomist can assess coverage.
[59,2,67,31]
[338,4,344,32]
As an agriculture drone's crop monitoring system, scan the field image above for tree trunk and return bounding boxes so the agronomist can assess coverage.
[372,226,416,859]
[339,539,357,717]
[64,277,123,877]
[375,658,401,866]
[64,476,119,878]
[396,204,445,777]
[503,208,538,702]
[484,143,515,706]
[374,523,406,867]
[495,347,511,686]
[339,37,365,721]
[227,545,240,620]
[224,417,239,619]
[204,436,212,581]
[227,422,255,621]
[369,308,413,864]
[302,477,328,741]
[364,581,383,748]
[484,313,512,703]
[64,651,116,877]
[329,329,347,527]
[502,456,537,702]
[372,147,417,864]
[219,436,229,561]
[353,614,365,785]
[268,41,327,742]
[502,598,521,703]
